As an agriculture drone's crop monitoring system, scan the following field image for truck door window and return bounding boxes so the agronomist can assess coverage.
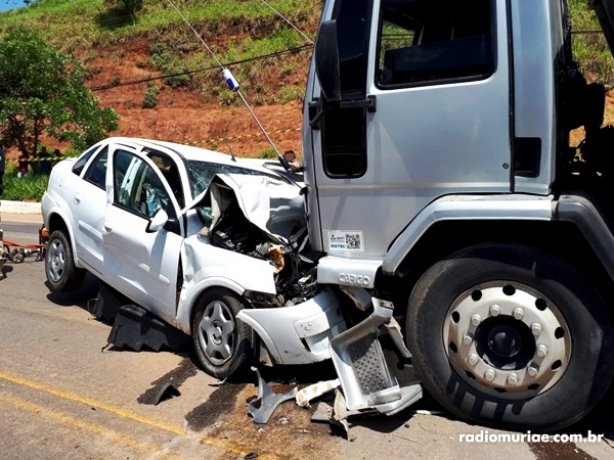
[321,0,372,178]
[376,0,495,88]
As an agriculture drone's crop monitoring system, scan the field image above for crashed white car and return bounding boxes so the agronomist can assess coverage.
[41,137,315,377]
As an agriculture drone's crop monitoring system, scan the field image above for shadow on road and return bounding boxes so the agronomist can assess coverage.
[45,272,100,310]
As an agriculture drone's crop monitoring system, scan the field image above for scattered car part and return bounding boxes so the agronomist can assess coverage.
[87,283,130,324]
[295,378,340,407]
[248,367,298,424]
[107,304,191,352]
[149,381,181,405]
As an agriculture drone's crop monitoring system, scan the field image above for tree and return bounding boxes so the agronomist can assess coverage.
[122,0,144,19]
[104,0,143,21]
[0,28,119,158]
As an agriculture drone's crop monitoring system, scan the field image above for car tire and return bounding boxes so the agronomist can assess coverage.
[45,230,85,293]
[192,288,255,379]
[406,243,614,432]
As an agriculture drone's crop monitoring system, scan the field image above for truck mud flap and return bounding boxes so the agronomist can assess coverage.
[106,304,191,352]
[329,297,422,415]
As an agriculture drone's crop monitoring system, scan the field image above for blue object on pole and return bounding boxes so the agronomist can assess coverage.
[222,68,240,92]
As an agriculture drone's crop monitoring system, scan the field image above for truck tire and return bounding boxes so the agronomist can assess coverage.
[45,230,85,293]
[192,288,254,380]
[406,243,614,432]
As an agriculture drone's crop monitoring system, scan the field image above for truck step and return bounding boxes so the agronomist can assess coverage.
[330,295,422,414]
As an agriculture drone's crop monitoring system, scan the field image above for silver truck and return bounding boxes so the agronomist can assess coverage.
[289,0,614,432]
[204,0,614,432]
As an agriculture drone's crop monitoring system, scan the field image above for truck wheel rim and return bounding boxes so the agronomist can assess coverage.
[198,300,236,366]
[47,238,66,283]
[443,282,571,395]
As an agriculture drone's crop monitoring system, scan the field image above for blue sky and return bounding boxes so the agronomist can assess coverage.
[0,0,29,13]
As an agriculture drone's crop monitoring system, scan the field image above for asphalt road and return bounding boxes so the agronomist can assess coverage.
[0,221,613,459]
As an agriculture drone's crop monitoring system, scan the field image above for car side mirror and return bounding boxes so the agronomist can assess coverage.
[146,209,169,233]
[315,20,341,102]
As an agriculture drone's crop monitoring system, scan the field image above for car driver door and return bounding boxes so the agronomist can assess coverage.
[103,148,184,324]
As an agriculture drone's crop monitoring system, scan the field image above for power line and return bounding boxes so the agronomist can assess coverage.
[91,43,312,91]
[164,0,224,70]
[258,0,314,45]
[163,0,293,170]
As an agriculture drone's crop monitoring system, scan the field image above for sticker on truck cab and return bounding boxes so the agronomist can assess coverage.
[325,230,364,252]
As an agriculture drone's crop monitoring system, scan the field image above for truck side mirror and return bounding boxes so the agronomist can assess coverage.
[315,20,341,102]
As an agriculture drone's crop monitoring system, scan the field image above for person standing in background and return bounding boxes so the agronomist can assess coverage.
[40,146,51,175]
[0,143,5,195]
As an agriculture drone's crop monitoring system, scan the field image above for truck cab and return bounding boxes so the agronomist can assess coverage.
[301,0,614,431]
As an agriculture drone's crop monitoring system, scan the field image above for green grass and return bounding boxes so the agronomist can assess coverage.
[570,0,614,84]
[0,0,318,49]
[2,173,49,201]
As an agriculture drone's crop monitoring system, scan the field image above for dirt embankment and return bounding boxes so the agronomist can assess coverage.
[8,29,614,162]
[6,35,307,162]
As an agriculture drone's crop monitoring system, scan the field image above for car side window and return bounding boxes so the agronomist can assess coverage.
[146,150,185,208]
[113,150,174,220]
[83,148,108,189]
[72,145,102,176]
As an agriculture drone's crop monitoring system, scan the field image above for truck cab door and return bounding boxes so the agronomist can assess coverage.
[306,0,511,259]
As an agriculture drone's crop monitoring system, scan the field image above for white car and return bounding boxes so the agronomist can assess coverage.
[41,137,309,378]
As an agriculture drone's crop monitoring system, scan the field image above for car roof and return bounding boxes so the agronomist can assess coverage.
[101,136,278,174]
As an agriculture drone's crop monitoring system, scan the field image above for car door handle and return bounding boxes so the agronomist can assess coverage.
[74,193,81,205]
[103,223,112,233]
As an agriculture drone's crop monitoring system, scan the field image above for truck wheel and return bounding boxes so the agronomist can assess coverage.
[45,230,85,293]
[192,288,254,379]
[406,243,614,432]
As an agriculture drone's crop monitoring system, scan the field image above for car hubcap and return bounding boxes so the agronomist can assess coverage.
[443,282,571,394]
[47,238,66,283]
[198,300,236,366]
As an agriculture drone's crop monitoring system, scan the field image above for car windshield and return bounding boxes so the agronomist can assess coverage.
[187,160,275,197]
[187,159,280,225]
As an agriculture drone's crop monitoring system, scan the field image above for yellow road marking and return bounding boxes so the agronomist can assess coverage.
[0,370,251,457]
[0,393,174,458]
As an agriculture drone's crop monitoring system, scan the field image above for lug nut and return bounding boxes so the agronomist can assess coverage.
[536,344,548,358]
[527,366,538,377]
[531,323,542,336]
[507,373,519,385]
[467,354,479,367]
[513,308,525,320]
[484,369,496,382]
[463,334,473,345]
[489,304,501,316]
[471,314,481,326]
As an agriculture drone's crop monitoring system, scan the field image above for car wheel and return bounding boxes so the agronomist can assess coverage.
[192,288,254,379]
[406,243,614,432]
[45,230,85,293]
